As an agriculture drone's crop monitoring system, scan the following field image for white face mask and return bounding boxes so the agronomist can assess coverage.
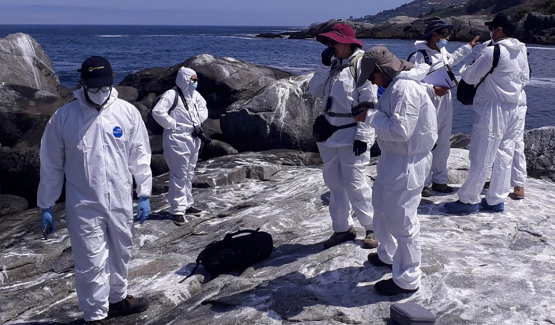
[87,88,111,106]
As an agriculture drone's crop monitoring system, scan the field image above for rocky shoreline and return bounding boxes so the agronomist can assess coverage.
[256,12,555,45]
[1,31,555,325]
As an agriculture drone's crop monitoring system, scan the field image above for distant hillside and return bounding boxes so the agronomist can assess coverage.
[352,0,469,23]
[353,0,551,23]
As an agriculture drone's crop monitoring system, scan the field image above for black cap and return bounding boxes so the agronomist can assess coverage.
[485,13,516,32]
[78,56,114,88]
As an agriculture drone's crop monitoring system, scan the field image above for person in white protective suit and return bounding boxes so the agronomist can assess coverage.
[354,46,437,296]
[152,67,209,226]
[509,89,527,200]
[408,19,480,197]
[444,13,530,214]
[308,23,379,249]
[37,56,152,325]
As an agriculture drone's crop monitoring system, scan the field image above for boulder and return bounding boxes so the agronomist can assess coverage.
[524,126,555,172]
[200,139,239,159]
[119,54,294,118]
[115,85,139,103]
[0,194,29,217]
[0,83,66,147]
[518,12,555,45]
[0,33,61,95]
[221,73,320,153]
[0,118,49,207]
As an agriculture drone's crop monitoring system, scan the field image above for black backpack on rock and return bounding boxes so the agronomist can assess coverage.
[180,228,273,282]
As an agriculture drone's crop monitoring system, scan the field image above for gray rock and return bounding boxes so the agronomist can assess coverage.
[115,85,139,103]
[119,54,293,118]
[2,149,555,325]
[0,33,61,95]
[200,139,239,159]
[450,133,471,149]
[0,118,49,207]
[519,12,555,45]
[0,83,66,147]
[524,126,555,171]
[0,194,29,216]
[150,154,169,178]
[221,73,320,152]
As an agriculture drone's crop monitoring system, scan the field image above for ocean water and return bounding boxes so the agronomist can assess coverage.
[1,25,554,134]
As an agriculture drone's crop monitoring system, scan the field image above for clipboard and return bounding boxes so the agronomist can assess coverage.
[422,64,458,89]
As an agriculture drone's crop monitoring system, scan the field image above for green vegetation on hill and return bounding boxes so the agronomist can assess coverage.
[354,0,552,23]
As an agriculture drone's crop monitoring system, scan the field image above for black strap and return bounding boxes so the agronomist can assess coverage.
[325,111,356,118]
[407,49,431,66]
[167,90,179,115]
[336,122,357,129]
[476,44,500,89]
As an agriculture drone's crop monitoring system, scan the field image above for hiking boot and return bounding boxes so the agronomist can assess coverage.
[323,227,356,249]
[108,295,149,316]
[483,181,490,190]
[480,198,504,212]
[367,253,392,269]
[431,183,455,193]
[509,186,525,200]
[374,278,418,296]
[173,214,185,226]
[185,206,203,216]
[421,187,432,197]
[362,230,379,249]
[84,320,106,325]
[444,200,479,214]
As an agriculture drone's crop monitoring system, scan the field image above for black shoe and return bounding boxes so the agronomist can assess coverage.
[374,278,418,296]
[323,227,356,249]
[367,253,392,268]
[362,230,379,249]
[108,295,149,316]
[185,206,203,216]
[173,214,185,226]
[431,183,455,193]
[84,320,106,325]
[421,187,432,197]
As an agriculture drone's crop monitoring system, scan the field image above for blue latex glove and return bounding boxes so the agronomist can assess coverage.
[135,197,151,224]
[353,140,368,156]
[321,47,336,66]
[41,208,55,238]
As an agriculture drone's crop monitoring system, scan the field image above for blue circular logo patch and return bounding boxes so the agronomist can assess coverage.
[113,126,123,138]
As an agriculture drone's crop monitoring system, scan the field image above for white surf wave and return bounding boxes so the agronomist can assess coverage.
[96,35,128,38]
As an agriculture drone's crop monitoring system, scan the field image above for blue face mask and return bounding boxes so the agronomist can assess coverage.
[437,38,448,49]
[189,81,198,90]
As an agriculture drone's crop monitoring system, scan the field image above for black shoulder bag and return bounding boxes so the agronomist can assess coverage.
[457,44,500,106]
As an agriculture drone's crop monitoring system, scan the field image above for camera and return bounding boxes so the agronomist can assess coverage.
[192,127,212,145]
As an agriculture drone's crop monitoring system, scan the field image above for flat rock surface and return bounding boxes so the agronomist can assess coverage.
[1,149,554,325]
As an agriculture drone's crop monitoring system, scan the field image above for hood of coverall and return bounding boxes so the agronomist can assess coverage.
[176,67,197,99]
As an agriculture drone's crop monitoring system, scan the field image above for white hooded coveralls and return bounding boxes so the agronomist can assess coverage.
[365,67,437,290]
[409,41,473,186]
[37,88,152,321]
[457,38,530,205]
[152,67,208,215]
[308,49,378,233]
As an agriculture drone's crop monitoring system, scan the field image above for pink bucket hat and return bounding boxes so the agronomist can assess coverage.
[316,24,364,48]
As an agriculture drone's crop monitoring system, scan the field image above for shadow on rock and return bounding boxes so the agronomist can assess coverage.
[203,266,407,320]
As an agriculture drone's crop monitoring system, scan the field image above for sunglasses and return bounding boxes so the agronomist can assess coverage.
[85,86,111,93]
[437,31,451,38]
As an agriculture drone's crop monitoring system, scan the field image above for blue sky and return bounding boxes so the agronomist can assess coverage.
[0,0,410,26]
